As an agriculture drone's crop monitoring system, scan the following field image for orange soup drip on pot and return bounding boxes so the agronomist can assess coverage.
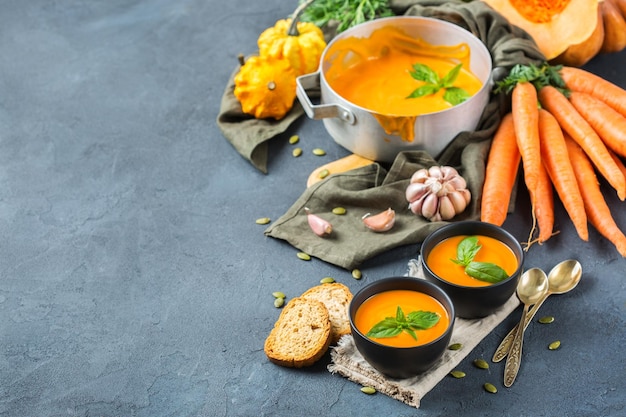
[354,289,450,348]
[426,235,518,287]
[324,26,483,141]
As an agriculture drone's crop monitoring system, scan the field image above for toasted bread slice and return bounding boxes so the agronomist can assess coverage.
[264,297,331,368]
[301,282,353,344]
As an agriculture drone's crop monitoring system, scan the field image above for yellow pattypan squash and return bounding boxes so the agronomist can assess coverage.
[257,18,327,76]
[233,55,297,120]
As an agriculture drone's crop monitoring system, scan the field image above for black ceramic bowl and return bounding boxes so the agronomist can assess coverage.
[349,276,455,379]
[420,221,525,319]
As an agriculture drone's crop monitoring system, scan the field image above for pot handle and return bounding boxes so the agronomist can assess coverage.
[296,72,356,124]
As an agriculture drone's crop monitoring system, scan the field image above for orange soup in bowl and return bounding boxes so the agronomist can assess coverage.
[354,289,451,348]
[426,234,518,287]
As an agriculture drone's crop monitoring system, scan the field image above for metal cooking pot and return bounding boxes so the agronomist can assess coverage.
[296,16,494,162]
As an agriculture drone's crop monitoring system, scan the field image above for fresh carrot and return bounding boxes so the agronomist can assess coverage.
[538,85,626,200]
[608,148,626,180]
[533,158,555,245]
[512,82,553,244]
[560,66,626,118]
[564,134,626,257]
[512,82,541,197]
[538,109,588,241]
[568,91,626,158]
[481,113,521,226]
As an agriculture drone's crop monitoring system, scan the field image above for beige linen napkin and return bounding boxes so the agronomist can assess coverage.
[328,258,520,409]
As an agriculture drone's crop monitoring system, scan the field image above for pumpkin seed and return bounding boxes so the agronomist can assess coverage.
[332,207,346,215]
[548,340,561,350]
[352,269,362,280]
[272,291,286,299]
[320,277,335,284]
[297,252,311,261]
[312,148,326,156]
[292,147,303,157]
[255,217,271,225]
[274,297,285,308]
[448,343,463,351]
[449,370,466,379]
[483,382,498,394]
[289,135,299,145]
[319,169,330,179]
[360,386,376,395]
[473,358,489,370]
[538,315,555,324]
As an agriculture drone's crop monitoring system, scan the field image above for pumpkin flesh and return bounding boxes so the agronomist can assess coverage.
[483,0,599,60]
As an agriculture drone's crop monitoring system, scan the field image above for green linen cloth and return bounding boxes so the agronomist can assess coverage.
[220,0,545,269]
[263,1,544,270]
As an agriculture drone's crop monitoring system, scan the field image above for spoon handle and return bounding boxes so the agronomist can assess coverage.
[503,305,529,387]
[492,293,549,362]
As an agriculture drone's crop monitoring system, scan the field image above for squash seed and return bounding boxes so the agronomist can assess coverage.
[360,386,376,395]
[332,207,346,215]
[255,217,271,225]
[289,135,299,144]
[448,343,463,351]
[473,358,489,370]
[548,340,561,350]
[319,169,330,179]
[297,252,311,261]
[538,315,555,324]
[320,277,335,284]
[272,291,286,299]
[312,148,326,156]
[352,269,362,280]
[274,297,285,308]
[449,370,466,379]
[292,147,303,157]
[483,382,498,394]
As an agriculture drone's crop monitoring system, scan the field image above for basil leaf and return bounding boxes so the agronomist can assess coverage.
[441,63,462,88]
[465,261,510,283]
[395,305,406,323]
[455,235,481,266]
[366,317,401,339]
[407,84,440,99]
[404,327,418,340]
[443,87,470,106]
[407,310,441,330]
[409,63,440,84]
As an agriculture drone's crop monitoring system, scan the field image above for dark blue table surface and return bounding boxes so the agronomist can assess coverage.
[1,1,624,416]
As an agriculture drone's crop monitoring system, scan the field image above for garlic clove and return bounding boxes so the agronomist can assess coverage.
[420,193,440,220]
[405,182,430,203]
[410,168,430,183]
[448,190,471,214]
[304,207,332,237]
[362,208,396,232]
[438,195,457,220]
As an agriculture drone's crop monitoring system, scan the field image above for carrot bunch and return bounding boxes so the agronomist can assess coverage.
[481,63,626,257]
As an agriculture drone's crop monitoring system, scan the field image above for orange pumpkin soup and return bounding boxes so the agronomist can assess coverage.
[426,235,518,287]
[324,26,483,141]
[354,289,450,348]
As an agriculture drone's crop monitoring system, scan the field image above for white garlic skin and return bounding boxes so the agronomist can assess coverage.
[406,166,471,222]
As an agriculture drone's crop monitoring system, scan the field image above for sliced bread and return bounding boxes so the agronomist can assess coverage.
[264,297,332,368]
[301,282,353,344]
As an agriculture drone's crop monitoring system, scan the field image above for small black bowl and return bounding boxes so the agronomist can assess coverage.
[349,276,455,379]
[420,221,525,319]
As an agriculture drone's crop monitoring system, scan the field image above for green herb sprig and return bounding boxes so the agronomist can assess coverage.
[494,62,567,96]
[452,236,509,284]
[407,63,470,106]
[299,0,395,33]
[366,306,440,340]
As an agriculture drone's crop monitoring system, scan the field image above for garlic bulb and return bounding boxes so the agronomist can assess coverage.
[405,166,471,222]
